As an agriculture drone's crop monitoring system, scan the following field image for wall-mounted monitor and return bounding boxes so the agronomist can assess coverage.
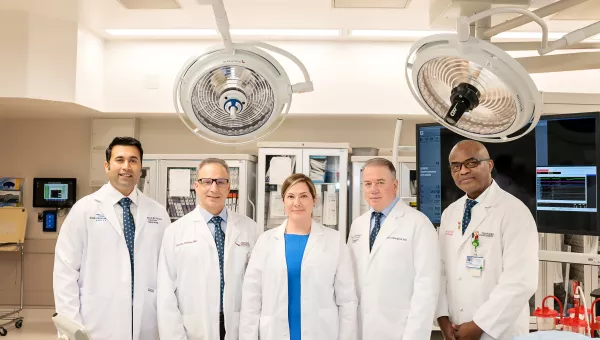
[32,178,77,208]
[416,112,599,236]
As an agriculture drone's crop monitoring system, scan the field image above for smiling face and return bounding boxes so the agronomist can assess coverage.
[283,181,316,222]
[362,164,398,212]
[195,162,230,215]
[449,140,494,199]
[104,145,142,196]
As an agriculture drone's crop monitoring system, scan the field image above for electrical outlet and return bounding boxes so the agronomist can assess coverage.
[38,212,43,222]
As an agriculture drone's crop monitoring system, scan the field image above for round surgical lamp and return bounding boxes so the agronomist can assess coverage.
[405,8,550,143]
[174,1,313,145]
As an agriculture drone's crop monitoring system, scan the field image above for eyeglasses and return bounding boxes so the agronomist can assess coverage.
[197,178,229,187]
[449,158,491,173]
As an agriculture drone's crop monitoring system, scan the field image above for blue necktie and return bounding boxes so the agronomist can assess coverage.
[211,216,225,312]
[462,199,478,235]
[119,197,135,299]
[369,212,383,252]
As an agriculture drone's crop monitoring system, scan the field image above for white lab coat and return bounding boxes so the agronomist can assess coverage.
[53,183,171,340]
[347,200,440,340]
[436,181,539,340]
[157,206,258,340]
[239,220,358,340]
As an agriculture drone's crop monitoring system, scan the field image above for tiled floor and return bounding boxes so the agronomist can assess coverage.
[0,308,446,340]
[0,308,56,339]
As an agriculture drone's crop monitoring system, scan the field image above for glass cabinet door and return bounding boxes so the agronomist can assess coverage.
[138,160,157,201]
[301,148,349,236]
[159,160,247,222]
[257,148,304,232]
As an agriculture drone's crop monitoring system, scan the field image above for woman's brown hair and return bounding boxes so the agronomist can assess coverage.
[281,173,317,199]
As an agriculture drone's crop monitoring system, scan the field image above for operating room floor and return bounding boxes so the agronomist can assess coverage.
[0,308,56,339]
[0,308,444,339]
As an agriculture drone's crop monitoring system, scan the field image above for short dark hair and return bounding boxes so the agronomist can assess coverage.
[105,137,144,162]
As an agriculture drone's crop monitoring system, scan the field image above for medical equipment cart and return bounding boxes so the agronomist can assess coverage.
[0,207,27,336]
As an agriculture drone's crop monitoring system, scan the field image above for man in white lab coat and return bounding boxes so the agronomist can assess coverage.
[53,137,171,340]
[436,140,538,340]
[347,157,440,339]
[157,158,258,340]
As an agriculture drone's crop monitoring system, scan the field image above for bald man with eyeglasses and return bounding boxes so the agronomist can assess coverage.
[436,140,538,340]
[157,158,259,340]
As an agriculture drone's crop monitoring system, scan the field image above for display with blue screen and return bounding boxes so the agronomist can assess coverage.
[43,210,57,232]
[417,112,599,236]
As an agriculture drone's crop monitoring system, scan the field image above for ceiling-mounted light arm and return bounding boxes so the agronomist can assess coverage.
[457,7,549,50]
[244,41,314,94]
[538,21,600,55]
[197,0,234,54]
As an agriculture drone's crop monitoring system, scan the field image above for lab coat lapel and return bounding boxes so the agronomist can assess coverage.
[370,203,404,259]
[272,224,287,269]
[357,215,371,259]
[193,207,217,251]
[460,205,489,243]
[134,188,150,241]
[224,211,241,270]
[460,182,501,244]
[303,221,324,261]
[94,185,123,237]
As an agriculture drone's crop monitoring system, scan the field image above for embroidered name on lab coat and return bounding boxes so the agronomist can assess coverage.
[176,240,198,247]
[236,241,251,247]
[351,235,362,243]
[146,216,163,224]
[89,214,107,222]
[445,230,454,236]
[479,232,495,238]
[387,236,408,241]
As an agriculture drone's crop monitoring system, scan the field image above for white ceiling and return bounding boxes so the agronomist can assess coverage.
[73,0,600,40]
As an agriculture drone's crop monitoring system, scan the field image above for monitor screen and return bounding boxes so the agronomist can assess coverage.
[32,178,77,208]
[535,114,598,235]
[416,112,599,236]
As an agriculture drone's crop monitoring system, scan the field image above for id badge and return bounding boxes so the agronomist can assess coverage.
[466,256,484,277]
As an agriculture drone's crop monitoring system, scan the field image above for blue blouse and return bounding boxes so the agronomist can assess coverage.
[285,234,310,340]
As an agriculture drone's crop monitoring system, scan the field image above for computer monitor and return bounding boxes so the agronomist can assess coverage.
[32,178,77,208]
[416,112,599,236]
[535,113,598,235]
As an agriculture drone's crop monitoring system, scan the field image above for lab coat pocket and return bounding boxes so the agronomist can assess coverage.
[259,315,272,340]
[80,295,112,339]
[317,308,339,340]
[140,288,159,339]
[182,314,206,340]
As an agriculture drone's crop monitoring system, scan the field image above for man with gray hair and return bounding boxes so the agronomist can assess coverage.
[347,157,440,339]
[157,158,259,340]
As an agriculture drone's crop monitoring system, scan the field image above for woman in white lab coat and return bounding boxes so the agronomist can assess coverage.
[239,173,358,340]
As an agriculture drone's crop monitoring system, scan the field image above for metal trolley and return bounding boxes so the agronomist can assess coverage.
[0,243,24,336]
[0,207,27,337]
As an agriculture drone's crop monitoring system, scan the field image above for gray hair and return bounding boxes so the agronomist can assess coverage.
[197,158,230,178]
[361,157,396,178]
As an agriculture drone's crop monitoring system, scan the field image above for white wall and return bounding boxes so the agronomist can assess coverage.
[75,26,105,111]
[103,40,431,115]
[102,39,600,116]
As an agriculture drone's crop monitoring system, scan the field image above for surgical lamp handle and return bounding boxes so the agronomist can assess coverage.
[457,7,549,52]
[197,0,234,54]
[246,41,314,94]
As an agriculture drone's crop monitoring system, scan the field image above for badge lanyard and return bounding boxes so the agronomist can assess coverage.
[472,231,480,256]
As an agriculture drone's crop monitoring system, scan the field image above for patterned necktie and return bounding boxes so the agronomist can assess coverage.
[119,197,135,299]
[462,199,478,235]
[369,212,384,252]
[211,215,225,312]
